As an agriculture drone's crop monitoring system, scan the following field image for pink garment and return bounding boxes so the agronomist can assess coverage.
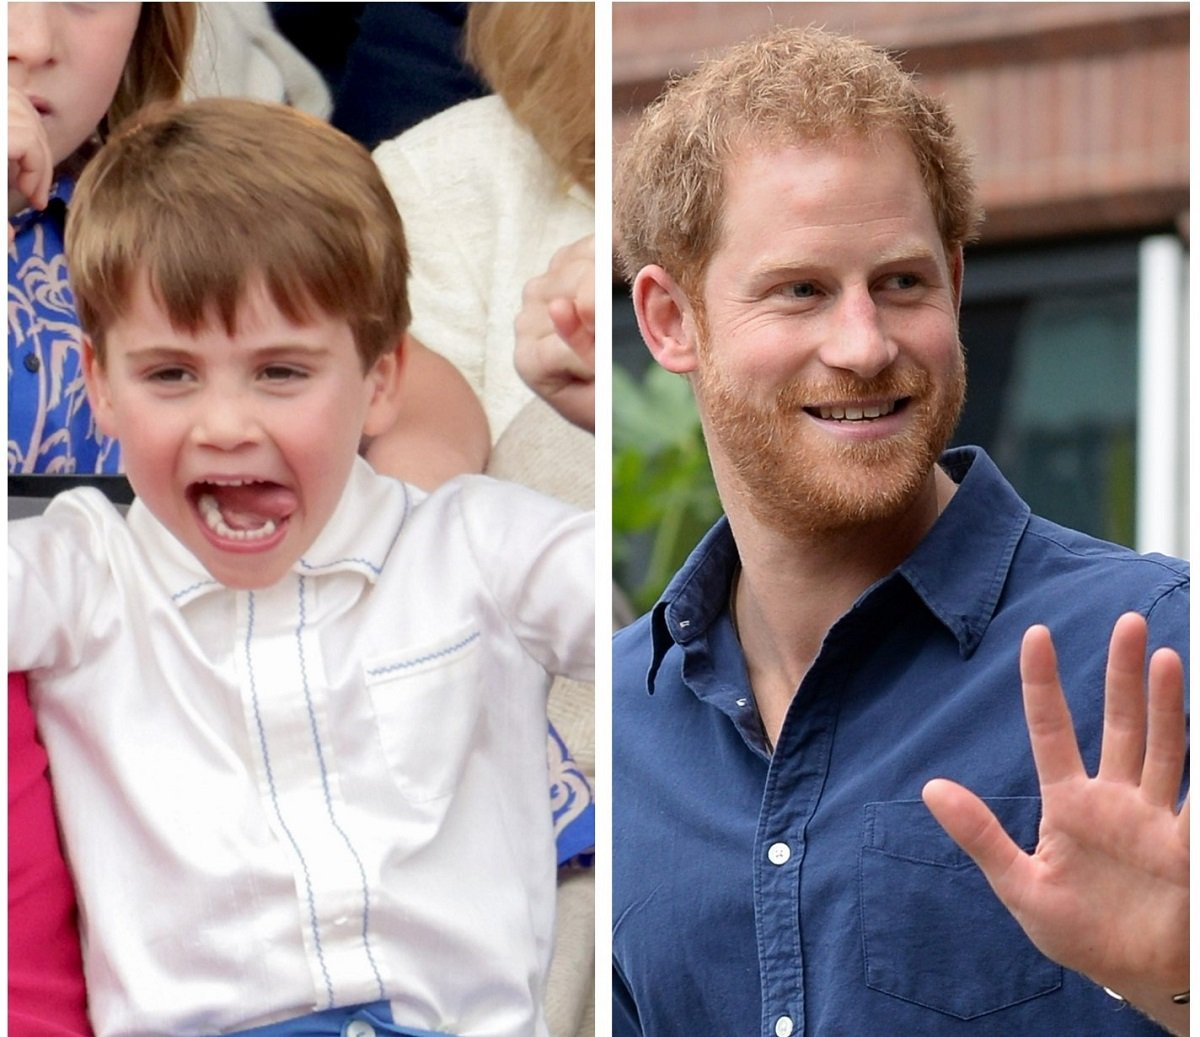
[9,672,92,1036]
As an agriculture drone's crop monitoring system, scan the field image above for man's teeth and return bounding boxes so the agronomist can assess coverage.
[198,493,277,541]
[815,401,898,421]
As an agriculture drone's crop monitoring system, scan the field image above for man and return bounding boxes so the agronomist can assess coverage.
[612,27,1188,1036]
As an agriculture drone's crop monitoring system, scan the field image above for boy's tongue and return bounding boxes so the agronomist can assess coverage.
[207,482,297,530]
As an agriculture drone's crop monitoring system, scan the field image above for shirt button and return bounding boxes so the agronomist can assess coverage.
[343,1021,376,1037]
[23,353,40,373]
[767,842,791,865]
[775,1016,794,1037]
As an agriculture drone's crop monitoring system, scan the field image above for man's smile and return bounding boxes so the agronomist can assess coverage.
[805,398,908,422]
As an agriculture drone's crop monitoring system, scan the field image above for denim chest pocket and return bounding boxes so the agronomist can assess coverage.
[363,625,483,803]
[859,797,1062,1020]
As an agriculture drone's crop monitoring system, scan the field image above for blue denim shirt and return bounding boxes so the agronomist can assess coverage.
[613,446,1188,1036]
[9,176,121,475]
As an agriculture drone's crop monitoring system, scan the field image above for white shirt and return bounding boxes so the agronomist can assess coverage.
[9,459,594,1037]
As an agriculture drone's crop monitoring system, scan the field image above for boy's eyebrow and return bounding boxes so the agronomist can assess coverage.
[119,342,336,362]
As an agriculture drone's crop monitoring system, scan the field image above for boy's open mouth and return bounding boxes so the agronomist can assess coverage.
[188,479,297,543]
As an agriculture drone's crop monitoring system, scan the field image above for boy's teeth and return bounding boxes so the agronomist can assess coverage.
[198,493,277,541]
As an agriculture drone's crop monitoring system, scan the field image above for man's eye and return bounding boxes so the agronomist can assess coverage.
[787,282,818,299]
[884,273,921,290]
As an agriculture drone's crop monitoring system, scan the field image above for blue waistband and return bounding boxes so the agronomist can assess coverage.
[219,1002,452,1037]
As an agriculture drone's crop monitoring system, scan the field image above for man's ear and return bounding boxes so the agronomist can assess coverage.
[81,336,118,438]
[948,246,965,316]
[631,265,701,374]
[362,335,406,438]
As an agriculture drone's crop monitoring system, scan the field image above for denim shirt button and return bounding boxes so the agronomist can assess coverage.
[774,1015,794,1037]
[767,842,791,865]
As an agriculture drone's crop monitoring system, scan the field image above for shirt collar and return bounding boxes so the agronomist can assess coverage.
[644,446,1030,693]
[896,446,1029,655]
[127,457,415,606]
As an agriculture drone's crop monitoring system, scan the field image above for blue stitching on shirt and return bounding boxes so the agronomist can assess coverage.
[295,576,386,999]
[365,631,481,678]
[245,591,336,1008]
[171,578,218,602]
[298,555,383,576]
[296,479,412,576]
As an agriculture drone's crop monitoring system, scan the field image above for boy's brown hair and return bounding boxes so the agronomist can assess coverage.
[615,26,982,304]
[68,97,410,371]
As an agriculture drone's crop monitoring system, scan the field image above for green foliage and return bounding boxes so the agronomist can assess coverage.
[613,364,723,614]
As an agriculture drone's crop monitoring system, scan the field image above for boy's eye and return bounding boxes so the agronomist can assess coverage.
[147,367,192,384]
[261,365,308,382]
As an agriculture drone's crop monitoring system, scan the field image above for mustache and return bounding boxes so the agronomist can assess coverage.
[773,369,930,412]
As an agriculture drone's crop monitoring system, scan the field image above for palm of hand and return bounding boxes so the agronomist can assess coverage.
[924,613,1188,998]
[1015,768,1188,990]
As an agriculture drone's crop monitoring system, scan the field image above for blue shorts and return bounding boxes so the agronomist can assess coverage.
[220,1001,452,1037]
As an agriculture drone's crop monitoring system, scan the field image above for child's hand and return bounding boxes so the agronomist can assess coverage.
[9,85,54,242]
[514,234,596,433]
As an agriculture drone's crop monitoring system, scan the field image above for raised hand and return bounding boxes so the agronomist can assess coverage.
[923,613,1188,1034]
[514,234,595,432]
[9,85,54,240]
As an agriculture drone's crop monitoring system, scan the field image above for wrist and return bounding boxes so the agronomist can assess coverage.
[1103,981,1189,1036]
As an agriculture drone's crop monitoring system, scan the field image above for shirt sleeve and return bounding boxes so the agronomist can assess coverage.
[458,478,595,684]
[8,497,115,675]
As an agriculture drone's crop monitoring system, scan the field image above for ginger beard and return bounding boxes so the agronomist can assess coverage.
[694,326,967,538]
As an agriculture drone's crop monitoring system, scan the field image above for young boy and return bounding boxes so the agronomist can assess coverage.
[8,98,594,1037]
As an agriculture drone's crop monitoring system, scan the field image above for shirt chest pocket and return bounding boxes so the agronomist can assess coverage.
[859,797,1062,1020]
[363,625,483,803]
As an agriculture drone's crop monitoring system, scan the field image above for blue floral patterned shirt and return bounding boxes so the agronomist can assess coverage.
[9,176,121,474]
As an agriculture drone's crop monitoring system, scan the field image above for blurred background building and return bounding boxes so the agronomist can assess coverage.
[611,1,1188,611]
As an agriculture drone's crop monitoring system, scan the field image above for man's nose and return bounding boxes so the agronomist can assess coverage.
[8,4,57,74]
[818,287,898,380]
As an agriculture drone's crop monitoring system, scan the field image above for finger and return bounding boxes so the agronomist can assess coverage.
[1141,646,1186,806]
[922,778,1032,902]
[548,299,596,372]
[15,160,50,211]
[1098,612,1149,784]
[1020,624,1085,785]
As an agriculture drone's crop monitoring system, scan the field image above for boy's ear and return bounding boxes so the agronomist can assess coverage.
[81,337,119,438]
[361,335,406,438]
[632,265,702,374]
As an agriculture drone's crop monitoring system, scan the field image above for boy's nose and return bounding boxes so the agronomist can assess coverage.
[8,3,57,72]
[191,395,262,451]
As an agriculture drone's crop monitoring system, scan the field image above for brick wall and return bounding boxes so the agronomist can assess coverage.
[612,2,1188,243]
